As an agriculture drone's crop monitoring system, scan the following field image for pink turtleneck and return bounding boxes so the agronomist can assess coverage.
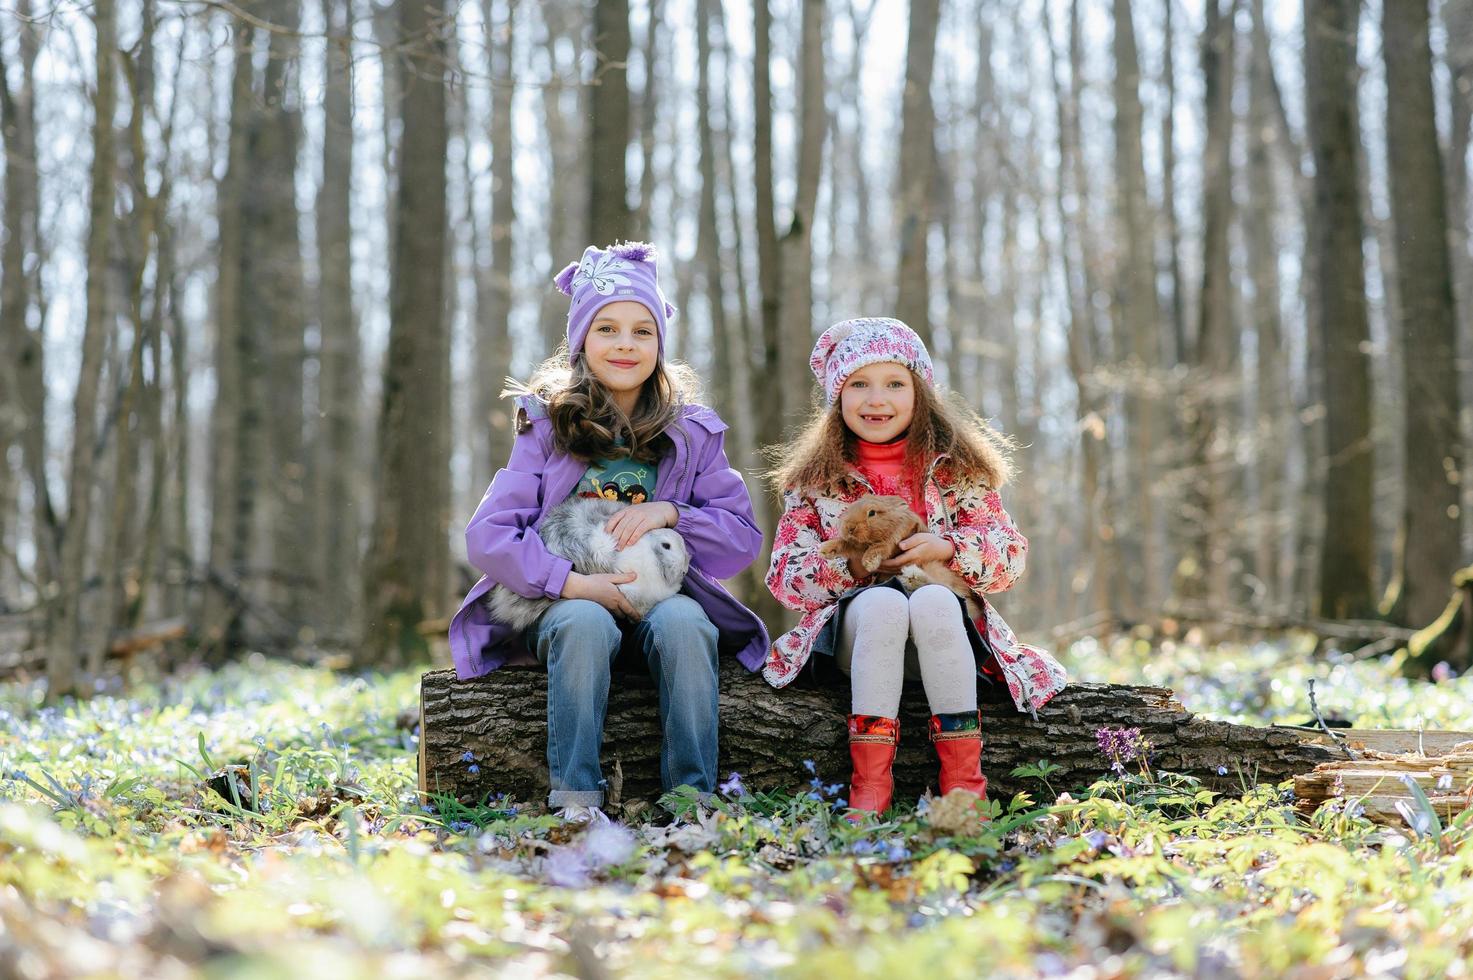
[854,438,925,517]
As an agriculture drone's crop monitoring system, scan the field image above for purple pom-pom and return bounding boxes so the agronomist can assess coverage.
[552,261,580,296]
[609,241,656,263]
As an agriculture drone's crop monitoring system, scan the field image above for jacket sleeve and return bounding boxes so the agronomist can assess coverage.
[672,422,764,580]
[765,490,858,612]
[940,483,1028,595]
[463,422,574,600]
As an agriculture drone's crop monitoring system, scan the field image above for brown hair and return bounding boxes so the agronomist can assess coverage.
[504,345,702,463]
[767,373,1014,494]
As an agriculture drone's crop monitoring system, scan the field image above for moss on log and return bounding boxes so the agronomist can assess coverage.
[418,660,1341,806]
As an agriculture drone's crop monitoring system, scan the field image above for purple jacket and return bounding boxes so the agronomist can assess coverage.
[449,395,770,679]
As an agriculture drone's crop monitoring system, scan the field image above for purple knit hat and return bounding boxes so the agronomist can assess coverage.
[553,241,676,358]
[810,317,935,404]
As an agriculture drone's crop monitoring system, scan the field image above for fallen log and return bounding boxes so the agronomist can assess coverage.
[418,660,1343,807]
[1294,740,1473,824]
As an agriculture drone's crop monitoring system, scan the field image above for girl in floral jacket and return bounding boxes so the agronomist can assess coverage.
[764,318,1066,814]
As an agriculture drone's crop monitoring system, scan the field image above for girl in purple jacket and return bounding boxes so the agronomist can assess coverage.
[449,242,768,820]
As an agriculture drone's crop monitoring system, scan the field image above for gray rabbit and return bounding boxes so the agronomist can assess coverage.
[484,496,691,631]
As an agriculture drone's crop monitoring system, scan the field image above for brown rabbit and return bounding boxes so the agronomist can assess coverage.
[819,494,980,617]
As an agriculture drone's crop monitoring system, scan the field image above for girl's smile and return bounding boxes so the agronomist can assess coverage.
[840,363,916,444]
[583,300,660,414]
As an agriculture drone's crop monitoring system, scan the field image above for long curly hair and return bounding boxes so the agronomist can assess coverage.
[767,372,1014,495]
[504,345,702,463]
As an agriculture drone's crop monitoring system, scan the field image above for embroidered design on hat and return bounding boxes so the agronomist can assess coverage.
[572,251,635,296]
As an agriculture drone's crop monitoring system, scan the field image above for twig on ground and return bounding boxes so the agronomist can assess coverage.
[1308,679,1357,761]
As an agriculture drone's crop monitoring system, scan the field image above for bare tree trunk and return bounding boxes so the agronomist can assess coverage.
[47,0,118,696]
[894,0,940,345]
[483,0,517,471]
[0,2,58,591]
[1446,0,1473,560]
[1381,0,1464,628]
[752,0,781,451]
[1160,0,1186,368]
[1305,0,1375,619]
[538,5,589,351]
[317,0,361,638]
[255,0,311,632]
[634,0,662,237]
[1049,11,1110,617]
[715,3,755,461]
[1111,0,1163,616]
[1245,0,1291,607]
[1183,0,1236,606]
[775,0,828,429]
[94,11,164,671]
[696,0,731,419]
[202,17,255,653]
[361,0,451,668]
[588,0,631,244]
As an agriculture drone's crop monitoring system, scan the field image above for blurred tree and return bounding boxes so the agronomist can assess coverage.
[361,0,451,667]
[1305,0,1375,619]
[895,0,940,346]
[589,0,632,244]
[1381,0,1463,627]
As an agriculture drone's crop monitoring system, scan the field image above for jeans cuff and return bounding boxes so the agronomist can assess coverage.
[548,789,604,807]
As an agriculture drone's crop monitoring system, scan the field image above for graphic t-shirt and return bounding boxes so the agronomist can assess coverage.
[572,453,661,505]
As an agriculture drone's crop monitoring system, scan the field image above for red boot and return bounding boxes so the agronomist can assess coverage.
[931,711,988,799]
[847,715,900,813]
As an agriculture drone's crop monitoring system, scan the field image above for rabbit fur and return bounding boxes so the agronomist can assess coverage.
[485,496,691,631]
[819,494,980,617]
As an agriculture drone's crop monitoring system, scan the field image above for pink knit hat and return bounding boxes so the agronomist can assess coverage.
[810,317,935,404]
[553,241,677,359]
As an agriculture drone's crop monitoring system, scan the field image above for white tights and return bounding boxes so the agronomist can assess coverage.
[835,584,978,718]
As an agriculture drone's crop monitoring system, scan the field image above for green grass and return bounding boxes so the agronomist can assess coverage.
[2,639,1472,977]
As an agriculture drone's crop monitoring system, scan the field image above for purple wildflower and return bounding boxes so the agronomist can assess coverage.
[460,750,476,763]
[719,772,746,797]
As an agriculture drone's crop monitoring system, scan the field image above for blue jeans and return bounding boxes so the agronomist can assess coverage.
[528,595,720,807]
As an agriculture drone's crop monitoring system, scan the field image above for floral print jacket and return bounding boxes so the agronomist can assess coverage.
[762,458,1067,716]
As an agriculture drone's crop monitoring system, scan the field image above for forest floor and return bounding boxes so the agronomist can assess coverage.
[3,635,1473,978]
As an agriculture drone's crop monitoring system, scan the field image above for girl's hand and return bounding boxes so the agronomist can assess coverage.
[561,570,641,620]
[605,502,679,549]
[874,533,955,577]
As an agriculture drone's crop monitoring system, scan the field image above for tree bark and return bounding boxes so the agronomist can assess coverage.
[1245,0,1291,606]
[253,0,311,630]
[317,0,361,641]
[634,0,662,238]
[776,0,828,429]
[1111,0,1163,615]
[1182,0,1236,609]
[0,1,58,590]
[1049,6,1110,620]
[202,16,256,654]
[360,0,451,667]
[1380,0,1464,629]
[894,0,940,345]
[480,0,517,480]
[46,0,118,697]
[537,5,589,351]
[696,0,740,438]
[588,0,631,244]
[418,662,1342,805]
[1305,0,1375,620]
